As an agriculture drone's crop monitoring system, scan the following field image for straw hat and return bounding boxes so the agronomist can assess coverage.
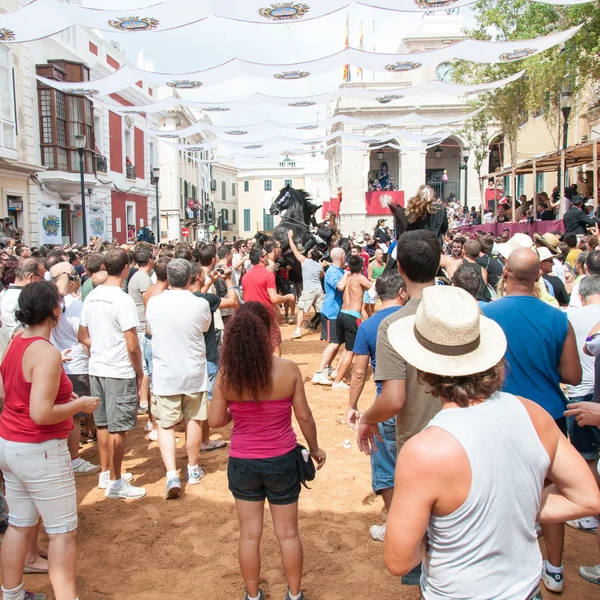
[537,247,556,263]
[534,232,560,253]
[388,286,507,377]
[496,233,534,260]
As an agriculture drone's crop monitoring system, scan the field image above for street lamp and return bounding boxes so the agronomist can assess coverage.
[461,146,470,208]
[74,134,87,245]
[151,167,160,242]
[560,89,573,189]
[435,146,442,159]
[376,151,384,160]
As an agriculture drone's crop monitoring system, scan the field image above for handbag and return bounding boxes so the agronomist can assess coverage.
[294,444,316,489]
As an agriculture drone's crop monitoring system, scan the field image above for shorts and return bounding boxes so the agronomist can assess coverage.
[555,416,568,437]
[566,394,600,461]
[320,315,340,344]
[143,335,153,383]
[0,437,77,534]
[228,449,301,505]
[269,310,282,349]
[336,311,362,352]
[207,361,218,401]
[90,376,138,433]
[363,290,377,305]
[138,332,149,375]
[67,373,90,418]
[297,288,324,313]
[152,392,208,428]
[371,417,397,493]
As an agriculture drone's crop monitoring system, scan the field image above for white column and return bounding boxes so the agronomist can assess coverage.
[400,150,427,198]
[339,147,369,234]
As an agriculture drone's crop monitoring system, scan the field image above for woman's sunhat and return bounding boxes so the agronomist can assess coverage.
[534,232,561,253]
[496,233,533,260]
[388,286,507,377]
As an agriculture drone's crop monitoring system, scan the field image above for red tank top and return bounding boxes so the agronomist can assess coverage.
[0,335,73,443]
[229,398,297,459]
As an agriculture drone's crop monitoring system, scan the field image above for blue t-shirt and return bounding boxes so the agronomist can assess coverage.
[322,265,344,320]
[481,295,568,419]
[354,305,403,396]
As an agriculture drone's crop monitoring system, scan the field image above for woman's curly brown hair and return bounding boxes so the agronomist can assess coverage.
[418,360,505,408]
[405,184,438,223]
[219,302,273,401]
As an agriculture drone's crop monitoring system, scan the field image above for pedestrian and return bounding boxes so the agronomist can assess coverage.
[209,302,326,600]
[357,230,443,585]
[347,271,407,540]
[383,285,600,599]
[242,247,294,358]
[538,247,570,306]
[80,253,107,302]
[146,259,212,498]
[0,281,99,600]
[482,247,582,593]
[312,247,347,386]
[287,230,324,340]
[78,248,146,499]
[405,184,448,242]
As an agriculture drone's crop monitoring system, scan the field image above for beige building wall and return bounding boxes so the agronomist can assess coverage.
[211,163,239,242]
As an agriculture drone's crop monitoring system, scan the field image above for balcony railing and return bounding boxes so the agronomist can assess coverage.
[96,154,107,174]
[126,163,136,180]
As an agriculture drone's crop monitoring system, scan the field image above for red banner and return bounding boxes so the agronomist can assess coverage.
[365,191,405,215]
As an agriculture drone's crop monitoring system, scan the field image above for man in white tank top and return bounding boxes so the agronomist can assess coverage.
[381,286,600,600]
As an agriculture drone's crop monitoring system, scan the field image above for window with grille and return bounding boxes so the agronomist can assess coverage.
[244,208,251,232]
[232,209,236,225]
[232,182,236,197]
[221,181,226,201]
[244,180,249,192]
[264,180,272,191]
[0,47,16,151]
[285,179,292,187]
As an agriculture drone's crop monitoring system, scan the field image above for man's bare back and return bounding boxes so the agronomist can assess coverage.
[343,272,372,313]
[440,255,462,280]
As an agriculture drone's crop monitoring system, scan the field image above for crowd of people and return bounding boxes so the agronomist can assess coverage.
[0,181,599,600]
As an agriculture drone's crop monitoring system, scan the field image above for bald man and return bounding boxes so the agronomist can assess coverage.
[49,261,101,476]
[482,247,582,594]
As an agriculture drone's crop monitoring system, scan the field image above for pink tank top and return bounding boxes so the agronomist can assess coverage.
[229,398,297,459]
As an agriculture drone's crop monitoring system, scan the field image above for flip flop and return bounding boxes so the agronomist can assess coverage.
[201,440,227,453]
[23,564,48,575]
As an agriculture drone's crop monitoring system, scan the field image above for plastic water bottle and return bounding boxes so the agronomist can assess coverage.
[301,449,310,463]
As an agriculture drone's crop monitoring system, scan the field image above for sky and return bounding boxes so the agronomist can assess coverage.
[79,0,476,157]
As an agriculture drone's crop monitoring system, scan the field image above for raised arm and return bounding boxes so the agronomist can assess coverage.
[287,230,305,264]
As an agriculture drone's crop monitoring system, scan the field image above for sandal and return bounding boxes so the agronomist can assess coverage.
[201,440,227,453]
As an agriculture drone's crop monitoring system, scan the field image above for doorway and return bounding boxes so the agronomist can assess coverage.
[126,201,136,242]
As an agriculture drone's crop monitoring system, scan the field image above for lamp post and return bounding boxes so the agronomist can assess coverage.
[462,147,470,209]
[151,167,160,243]
[74,134,87,245]
[560,90,573,188]
[435,146,442,159]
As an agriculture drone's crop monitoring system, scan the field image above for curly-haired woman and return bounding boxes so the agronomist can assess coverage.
[379,286,600,600]
[209,302,326,600]
[404,184,448,242]
[0,281,99,600]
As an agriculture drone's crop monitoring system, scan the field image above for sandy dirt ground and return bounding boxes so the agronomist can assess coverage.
[22,324,600,600]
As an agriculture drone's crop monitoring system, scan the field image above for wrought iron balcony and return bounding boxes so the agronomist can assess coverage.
[96,154,107,173]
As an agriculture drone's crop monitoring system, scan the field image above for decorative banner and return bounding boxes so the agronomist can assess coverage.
[87,210,107,240]
[39,207,62,245]
[34,26,579,92]
[0,0,592,42]
[66,71,526,116]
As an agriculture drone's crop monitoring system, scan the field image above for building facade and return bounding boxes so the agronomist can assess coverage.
[211,162,239,242]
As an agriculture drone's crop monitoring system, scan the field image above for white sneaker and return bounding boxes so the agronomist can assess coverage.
[291,331,301,340]
[105,479,146,499]
[144,421,154,433]
[187,465,205,485]
[312,372,332,386]
[73,459,101,477]
[147,429,158,442]
[166,476,182,500]
[332,381,350,391]
[541,560,564,593]
[327,367,338,380]
[370,523,386,541]
[98,471,133,490]
[566,516,598,533]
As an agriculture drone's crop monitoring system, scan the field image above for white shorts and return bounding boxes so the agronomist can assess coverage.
[0,437,77,534]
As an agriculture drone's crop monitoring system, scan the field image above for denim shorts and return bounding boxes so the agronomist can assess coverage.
[371,417,397,493]
[0,437,77,534]
[143,335,153,382]
[228,449,301,505]
[566,394,600,461]
[207,360,218,402]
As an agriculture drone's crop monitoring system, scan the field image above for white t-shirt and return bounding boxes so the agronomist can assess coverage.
[231,252,244,287]
[146,290,211,396]
[569,277,583,307]
[51,295,89,375]
[565,304,600,397]
[80,285,139,379]
[0,286,22,337]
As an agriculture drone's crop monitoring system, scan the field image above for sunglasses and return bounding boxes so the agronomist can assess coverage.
[52,273,79,282]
